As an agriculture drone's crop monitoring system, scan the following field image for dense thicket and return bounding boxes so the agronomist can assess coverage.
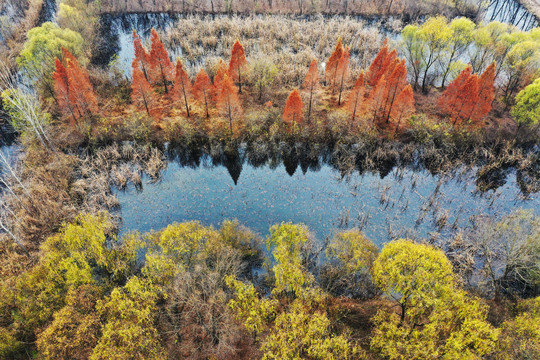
[1,212,538,359]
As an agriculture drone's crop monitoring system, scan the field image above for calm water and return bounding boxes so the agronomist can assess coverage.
[115,153,539,245]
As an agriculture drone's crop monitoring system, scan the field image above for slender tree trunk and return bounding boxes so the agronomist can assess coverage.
[160,64,168,94]
[395,114,403,134]
[384,85,400,124]
[203,90,209,118]
[307,84,314,123]
[338,72,346,105]
[227,95,233,134]
[0,221,29,257]
[142,93,150,116]
[182,85,190,117]
[238,66,242,93]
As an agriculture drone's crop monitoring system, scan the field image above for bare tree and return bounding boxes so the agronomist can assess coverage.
[162,248,245,359]
[448,210,540,298]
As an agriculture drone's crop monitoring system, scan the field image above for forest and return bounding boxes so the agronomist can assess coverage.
[0,0,539,359]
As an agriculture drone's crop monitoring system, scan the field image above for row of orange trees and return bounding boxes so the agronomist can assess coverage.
[52,29,496,135]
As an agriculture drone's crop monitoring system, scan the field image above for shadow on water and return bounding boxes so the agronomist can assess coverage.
[115,141,540,244]
[483,0,539,30]
[38,0,58,25]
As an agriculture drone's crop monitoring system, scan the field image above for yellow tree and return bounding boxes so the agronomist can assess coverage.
[370,239,498,359]
[266,223,313,297]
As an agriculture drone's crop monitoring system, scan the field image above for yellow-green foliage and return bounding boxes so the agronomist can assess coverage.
[57,0,100,56]
[142,221,222,284]
[267,223,314,297]
[226,275,278,338]
[36,285,103,360]
[261,300,362,360]
[370,239,498,359]
[91,277,166,360]
[12,213,119,333]
[495,296,540,359]
[497,297,540,360]
[326,229,378,273]
[17,22,84,82]
[372,239,455,302]
[402,16,539,97]
[154,221,218,266]
[219,219,264,267]
[512,78,540,126]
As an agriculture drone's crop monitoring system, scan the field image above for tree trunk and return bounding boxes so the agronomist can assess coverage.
[182,85,190,117]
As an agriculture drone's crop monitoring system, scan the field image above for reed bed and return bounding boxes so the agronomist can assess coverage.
[163,15,389,87]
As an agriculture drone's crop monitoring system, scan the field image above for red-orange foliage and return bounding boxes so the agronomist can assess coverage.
[192,69,214,118]
[217,74,242,133]
[132,59,156,116]
[174,59,192,117]
[472,62,495,122]
[283,88,304,125]
[381,59,408,123]
[346,71,368,123]
[337,46,350,105]
[368,74,387,120]
[53,58,74,122]
[302,59,319,122]
[439,65,486,126]
[228,40,247,93]
[366,39,397,88]
[438,65,472,115]
[454,74,479,125]
[326,38,344,93]
[391,84,415,133]
[213,60,229,101]
[369,56,410,124]
[54,48,98,121]
[149,28,173,93]
[133,30,150,81]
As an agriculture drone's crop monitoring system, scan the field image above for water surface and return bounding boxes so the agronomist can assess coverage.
[116,152,539,245]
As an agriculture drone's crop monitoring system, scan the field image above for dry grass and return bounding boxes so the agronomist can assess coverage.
[163,14,387,88]
[0,140,167,253]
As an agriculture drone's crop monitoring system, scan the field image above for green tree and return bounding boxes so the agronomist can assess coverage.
[408,16,452,93]
[2,212,137,354]
[468,21,513,74]
[512,78,540,126]
[226,275,278,339]
[439,17,475,88]
[250,55,278,102]
[501,40,540,107]
[371,239,498,359]
[1,88,52,143]
[57,0,100,57]
[16,22,84,94]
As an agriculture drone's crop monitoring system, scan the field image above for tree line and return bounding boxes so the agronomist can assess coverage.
[50,28,506,137]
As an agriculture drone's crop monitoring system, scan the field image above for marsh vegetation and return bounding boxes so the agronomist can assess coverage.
[1,0,539,359]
